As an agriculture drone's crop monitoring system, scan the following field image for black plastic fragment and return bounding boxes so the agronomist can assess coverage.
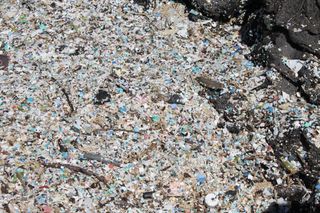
[142,191,154,199]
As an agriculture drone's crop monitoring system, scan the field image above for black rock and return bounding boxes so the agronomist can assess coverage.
[298,66,320,105]
[188,12,210,22]
[167,94,184,105]
[274,77,298,95]
[208,93,232,114]
[267,129,320,210]
[242,0,320,58]
[187,0,243,21]
[94,90,111,105]
[276,185,308,202]
[133,0,151,9]
[240,0,320,105]
[266,129,320,211]
[226,124,241,134]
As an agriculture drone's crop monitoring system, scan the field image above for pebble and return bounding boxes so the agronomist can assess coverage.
[94,90,111,105]
[196,76,224,90]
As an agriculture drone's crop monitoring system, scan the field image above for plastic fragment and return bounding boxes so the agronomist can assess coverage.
[205,193,219,208]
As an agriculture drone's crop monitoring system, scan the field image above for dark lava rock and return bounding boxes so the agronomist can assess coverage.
[208,93,232,114]
[242,0,320,58]
[94,90,111,105]
[240,0,320,105]
[267,129,320,211]
[274,76,298,95]
[187,0,319,105]
[253,78,272,91]
[268,129,320,186]
[186,0,243,21]
[298,66,320,105]
[276,185,309,202]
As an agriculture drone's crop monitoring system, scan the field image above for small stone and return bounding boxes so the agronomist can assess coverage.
[86,55,94,60]
[167,94,183,104]
[0,54,9,71]
[94,90,111,105]
[196,76,224,90]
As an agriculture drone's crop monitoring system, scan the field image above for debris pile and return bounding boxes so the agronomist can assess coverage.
[0,0,319,212]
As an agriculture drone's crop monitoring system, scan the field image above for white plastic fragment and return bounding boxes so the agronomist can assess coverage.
[282,57,304,76]
[205,193,219,208]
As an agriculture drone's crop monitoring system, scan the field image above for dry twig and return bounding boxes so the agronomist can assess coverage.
[50,77,75,113]
[40,160,108,185]
[83,152,121,167]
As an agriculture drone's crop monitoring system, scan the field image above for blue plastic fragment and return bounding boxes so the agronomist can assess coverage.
[26,97,34,104]
[170,104,177,109]
[36,194,47,204]
[229,86,236,94]
[244,60,254,69]
[78,90,84,98]
[119,105,127,113]
[263,103,274,113]
[62,152,69,159]
[116,87,124,94]
[107,130,114,138]
[192,66,202,74]
[203,39,209,46]
[196,173,206,185]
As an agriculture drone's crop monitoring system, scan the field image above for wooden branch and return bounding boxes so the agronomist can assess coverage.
[40,160,108,185]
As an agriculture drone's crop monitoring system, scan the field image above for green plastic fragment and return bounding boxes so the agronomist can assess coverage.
[39,23,47,32]
[303,122,312,128]
[4,43,10,51]
[19,15,28,24]
[151,115,160,122]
